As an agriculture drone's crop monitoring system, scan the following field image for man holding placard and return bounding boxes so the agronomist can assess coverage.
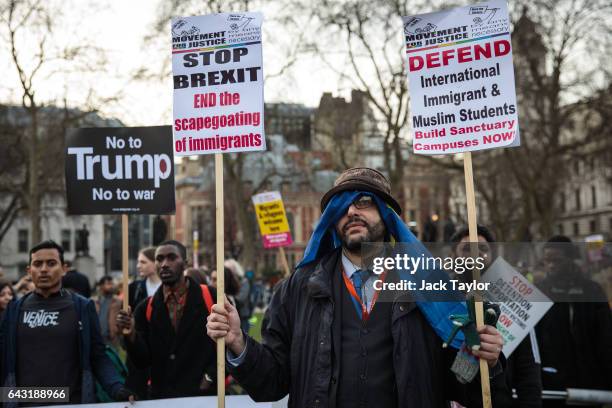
[450,226,543,407]
[116,240,218,399]
[404,1,520,405]
[207,168,508,407]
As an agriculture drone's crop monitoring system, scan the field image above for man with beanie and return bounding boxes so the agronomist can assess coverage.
[207,168,508,407]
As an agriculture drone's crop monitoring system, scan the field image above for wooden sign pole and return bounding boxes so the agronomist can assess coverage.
[278,246,291,277]
[121,215,130,334]
[215,153,226,408]
[463,151,492,408]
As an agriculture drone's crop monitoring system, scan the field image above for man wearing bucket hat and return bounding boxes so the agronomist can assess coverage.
[207,168,508,407]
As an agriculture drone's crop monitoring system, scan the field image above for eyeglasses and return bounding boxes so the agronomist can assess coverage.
[352,196,374,210]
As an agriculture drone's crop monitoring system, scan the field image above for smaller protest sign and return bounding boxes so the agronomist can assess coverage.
[65,126,175,215]
[585,234,605,262]
[252,191,292,248]
[482,257,553,356]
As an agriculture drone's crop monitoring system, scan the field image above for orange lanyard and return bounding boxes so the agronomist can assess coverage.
[342,267,386,321]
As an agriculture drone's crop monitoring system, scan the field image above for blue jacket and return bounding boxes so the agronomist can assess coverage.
[0,290,124,406]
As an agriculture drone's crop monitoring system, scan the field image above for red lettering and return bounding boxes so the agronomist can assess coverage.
[409,56,424,72]
[426,52,441,68]
[253,133,262,146]
[474,43,492,61]
[457,46,472,63]
[494,39,511,57]
[410,39,512,72]
[442,49,455,65]
[499,314,513,328]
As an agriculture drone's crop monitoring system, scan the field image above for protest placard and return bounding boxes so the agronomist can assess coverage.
[65,126,175,325]
[253,191,292,276]
[404,0,519,155]
[171,13,266,406]
[252,191,293,249]
[402,2,521,404]
[172,12,265,156]
[65,126,175,215]
[585,234,605,262]
[482,257,553,356]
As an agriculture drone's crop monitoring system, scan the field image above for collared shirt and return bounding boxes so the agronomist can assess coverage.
[163,278,189,330]
[146,278,162,297]
[341,253,375,312]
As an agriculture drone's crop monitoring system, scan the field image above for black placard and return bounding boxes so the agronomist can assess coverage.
[65,126,176,214]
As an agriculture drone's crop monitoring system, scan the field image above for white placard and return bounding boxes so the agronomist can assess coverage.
[482,257,553,356]
[403,0,520,155]
[172,12,266,156]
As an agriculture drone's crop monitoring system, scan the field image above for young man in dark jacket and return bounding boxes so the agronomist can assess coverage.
[450,225,542,408]
[208,168,509,407]
[116,240,217,399]
[0,240,132,407]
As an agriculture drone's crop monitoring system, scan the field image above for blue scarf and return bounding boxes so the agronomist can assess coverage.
[298,190,466,348]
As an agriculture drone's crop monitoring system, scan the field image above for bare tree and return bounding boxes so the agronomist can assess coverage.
[419,1,612,240]
[0,0,120,245]
[299,0,415,193]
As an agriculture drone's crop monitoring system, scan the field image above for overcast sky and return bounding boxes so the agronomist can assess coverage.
[0,0,345,127]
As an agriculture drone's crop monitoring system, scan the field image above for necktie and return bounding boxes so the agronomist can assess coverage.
[351,272,363,302]
[352,269,372,302]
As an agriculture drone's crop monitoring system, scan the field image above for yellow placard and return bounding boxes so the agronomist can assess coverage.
[254,199,290,235]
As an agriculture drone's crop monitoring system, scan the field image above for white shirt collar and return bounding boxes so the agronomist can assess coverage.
[341,252,359,279]
[146,278,162,297]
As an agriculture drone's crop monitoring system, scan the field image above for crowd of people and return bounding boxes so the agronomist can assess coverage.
[0,167,610,407]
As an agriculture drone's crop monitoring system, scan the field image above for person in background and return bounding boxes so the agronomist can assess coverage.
[225,259,253,333]
[185,267,210,286]
[62,260,92,298]
[95,276,122,349]
[0,240,133,405]
[210,267,241,305]
[536,236,612,408]
[116,240,218,398]
[450,225,542,408]
[128,247,161,311]
[0,280,15,317]
[13,275,35,299]
[125,246,160,400]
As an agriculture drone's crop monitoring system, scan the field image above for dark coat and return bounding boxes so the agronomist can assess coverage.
[0,291,123,407]
[536,275,612,392]
[229,249,510,407]
[502,336,542,408]
[128,279,149,311]
[126,277,217,399]
[62,269,92,298]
